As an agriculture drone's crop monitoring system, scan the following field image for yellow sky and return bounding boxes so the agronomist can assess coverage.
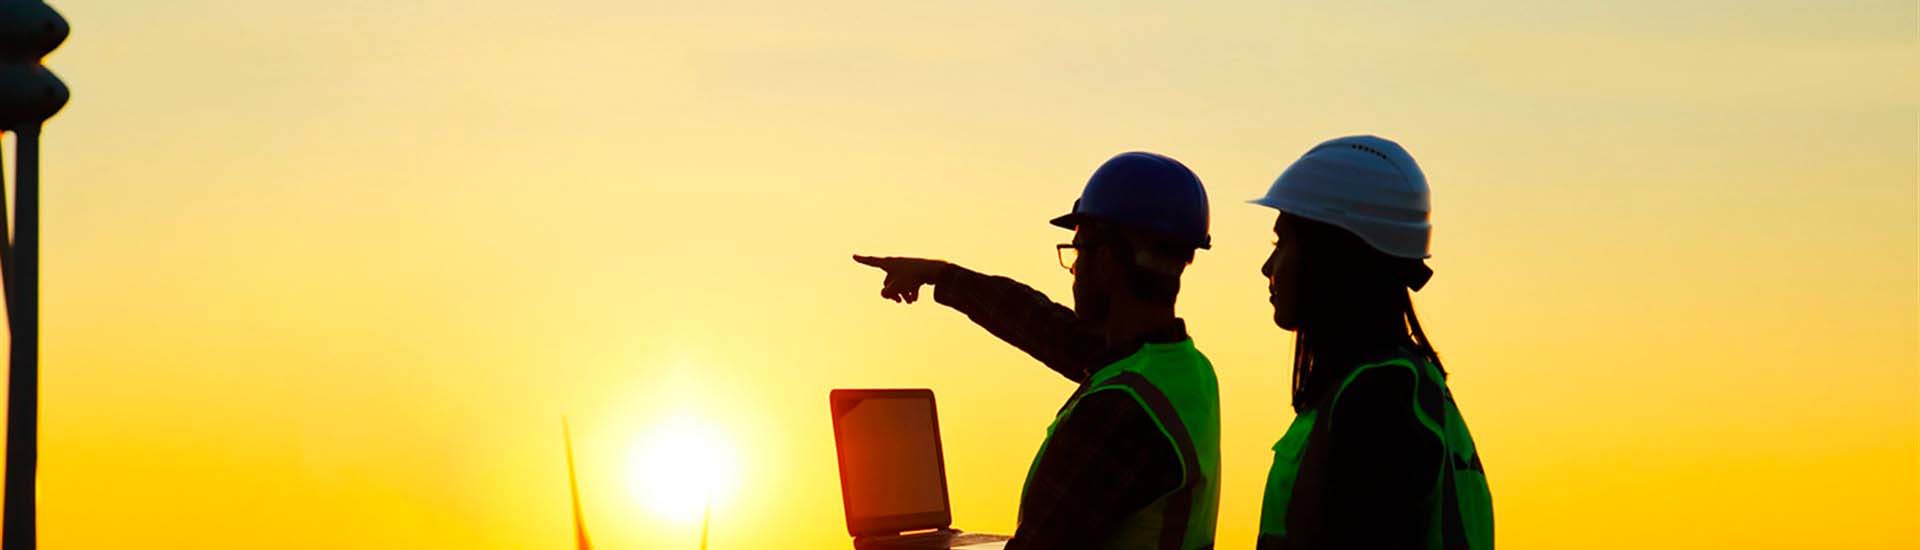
[16,0,1917,548]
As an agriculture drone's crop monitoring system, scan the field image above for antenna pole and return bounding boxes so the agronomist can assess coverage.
[2,126,37,550]
[0,4,68,549]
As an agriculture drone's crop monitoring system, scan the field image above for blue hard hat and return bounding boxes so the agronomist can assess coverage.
[1049,152,1212,250]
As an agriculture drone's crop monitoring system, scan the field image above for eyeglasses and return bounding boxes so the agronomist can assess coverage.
[1056,243,1083,273]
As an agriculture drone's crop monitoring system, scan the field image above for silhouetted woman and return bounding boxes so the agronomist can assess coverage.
[1248,135,1494,549]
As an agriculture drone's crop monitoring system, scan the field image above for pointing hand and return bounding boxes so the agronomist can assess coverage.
[851,255,952,304]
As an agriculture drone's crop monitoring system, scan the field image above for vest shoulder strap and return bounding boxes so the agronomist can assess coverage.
[1083,372,1201,493]
[1326,358,1445,438]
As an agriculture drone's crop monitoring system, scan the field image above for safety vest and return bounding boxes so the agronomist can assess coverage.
[1021,339,1222,549]
[1257,356,1493,549]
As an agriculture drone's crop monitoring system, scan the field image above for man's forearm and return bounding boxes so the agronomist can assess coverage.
[932,265,1104,382]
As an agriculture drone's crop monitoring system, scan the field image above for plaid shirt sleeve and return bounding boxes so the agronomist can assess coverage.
[1005,389,1183,549]
[932,265,1106,383]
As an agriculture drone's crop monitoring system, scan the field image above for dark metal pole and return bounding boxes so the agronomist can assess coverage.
[0,3,67,547]
[2,125,35,550]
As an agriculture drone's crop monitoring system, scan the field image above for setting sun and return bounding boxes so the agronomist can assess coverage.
[630,413,743,524]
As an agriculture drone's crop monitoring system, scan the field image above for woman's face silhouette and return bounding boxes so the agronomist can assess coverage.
[1262,214,1303,331]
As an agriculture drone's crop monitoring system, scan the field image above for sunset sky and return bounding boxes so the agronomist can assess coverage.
[19,0,1916,548]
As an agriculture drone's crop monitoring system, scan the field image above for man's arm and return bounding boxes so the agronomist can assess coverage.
[931,265,1105,382]
[1006,390,1182,549]
[852,255,1103,382]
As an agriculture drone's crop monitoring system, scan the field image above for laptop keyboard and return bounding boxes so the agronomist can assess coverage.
[944,530,1006,546]
[948,532,1009,546]
[857,530,1010,549]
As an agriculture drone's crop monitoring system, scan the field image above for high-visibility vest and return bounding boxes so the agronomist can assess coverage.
[1021,339,1222,549]
[1257,356,1494,549]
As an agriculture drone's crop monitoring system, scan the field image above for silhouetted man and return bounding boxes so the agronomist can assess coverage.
[854,152,1221,549]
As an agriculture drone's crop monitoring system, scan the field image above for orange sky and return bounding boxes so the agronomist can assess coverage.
[13,0,1917,548]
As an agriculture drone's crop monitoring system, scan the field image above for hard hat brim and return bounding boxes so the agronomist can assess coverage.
[1049,212,1082,231]
[1247,196,1431,259]
[1047,212,1211,249]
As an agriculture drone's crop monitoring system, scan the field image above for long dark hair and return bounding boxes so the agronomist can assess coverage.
[1286,215,1446,412]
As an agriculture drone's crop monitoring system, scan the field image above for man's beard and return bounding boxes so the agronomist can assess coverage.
[1073,281,1110,323]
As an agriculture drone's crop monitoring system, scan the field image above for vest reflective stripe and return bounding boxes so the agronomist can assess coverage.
[1021,339,1221,550]
[1257,357,1494,550]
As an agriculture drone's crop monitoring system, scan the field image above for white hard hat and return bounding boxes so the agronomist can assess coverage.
[1249,135,1431,259]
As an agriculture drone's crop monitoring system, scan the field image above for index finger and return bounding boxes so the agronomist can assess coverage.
[852,254,889,268]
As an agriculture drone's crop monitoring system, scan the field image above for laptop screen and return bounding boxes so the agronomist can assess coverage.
[831,389,952,535]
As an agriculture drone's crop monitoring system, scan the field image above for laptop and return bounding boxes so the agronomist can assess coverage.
[830,389,1011,550]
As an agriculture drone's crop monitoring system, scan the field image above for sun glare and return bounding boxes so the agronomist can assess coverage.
[631,413,741,524]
